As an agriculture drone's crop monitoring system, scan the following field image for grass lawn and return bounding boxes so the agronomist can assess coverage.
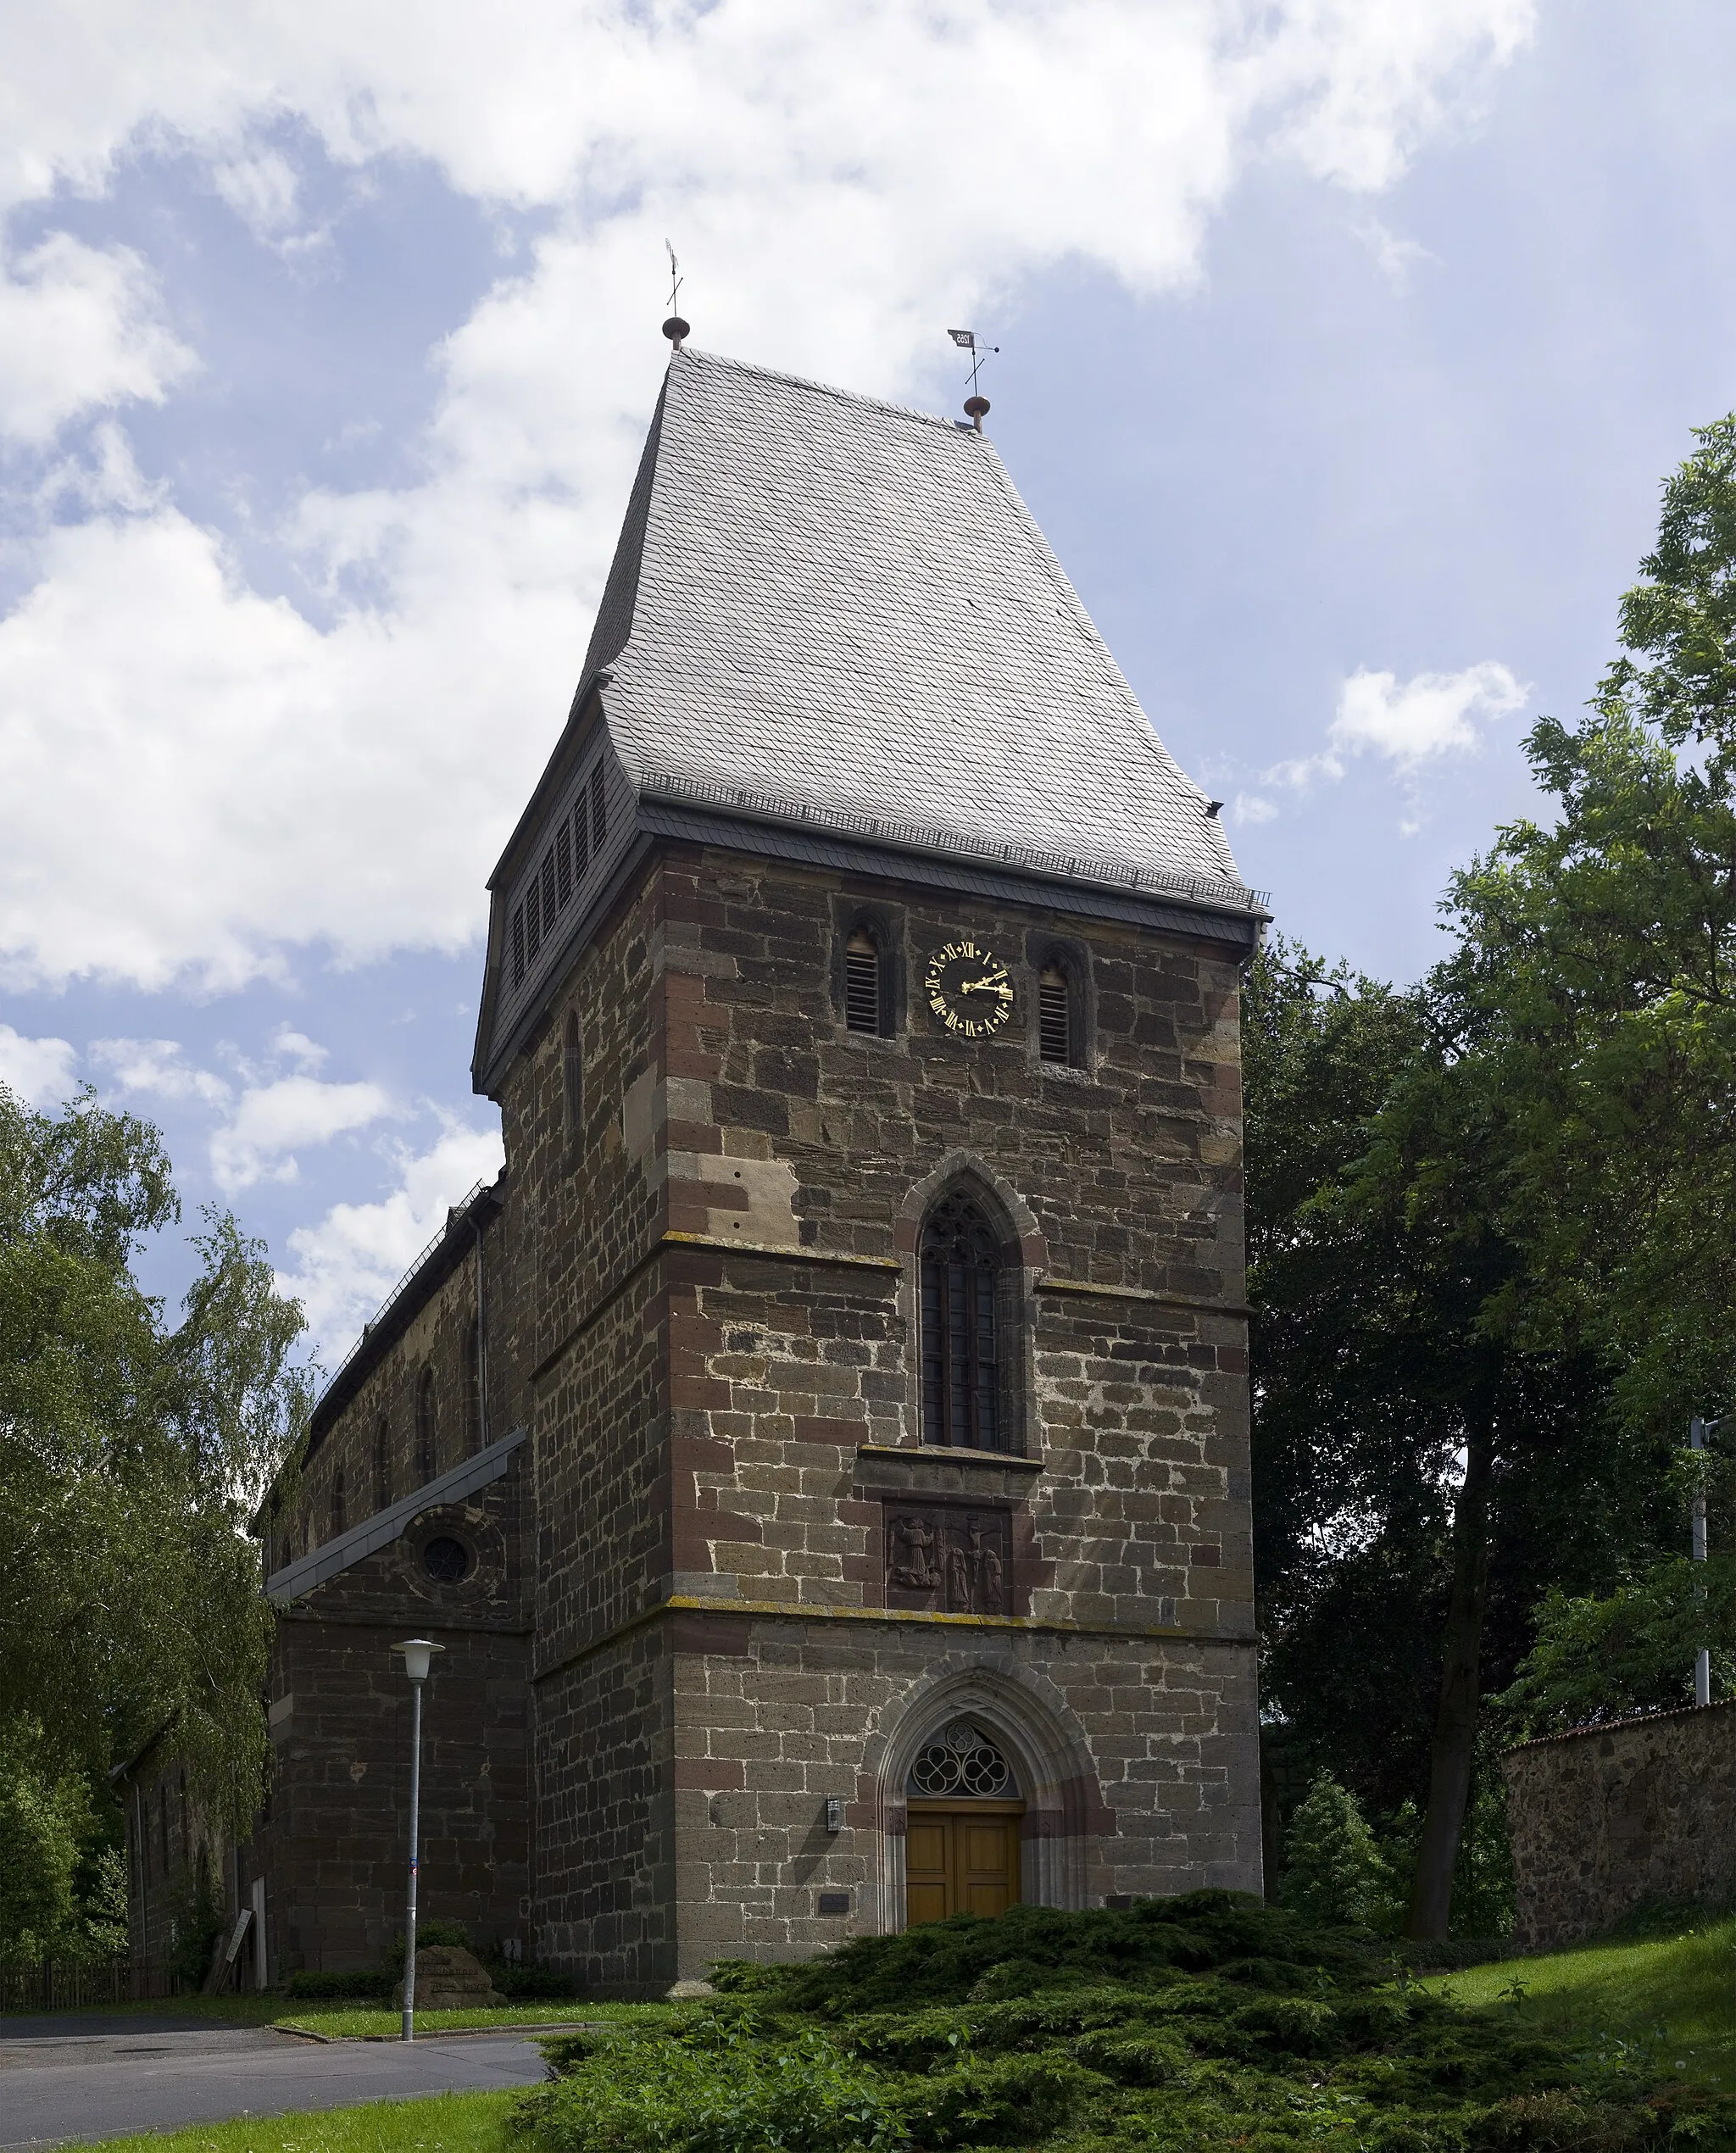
[65,2087,519,2153]
[1422,1912,1736,2093]
[276,2000,674,2041]
[0,1994,680,2039]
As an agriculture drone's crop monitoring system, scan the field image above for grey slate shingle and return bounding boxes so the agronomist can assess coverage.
[588,348,1252,903]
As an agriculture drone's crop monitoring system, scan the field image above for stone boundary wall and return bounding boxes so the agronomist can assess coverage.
[1504,1700,1736,1950]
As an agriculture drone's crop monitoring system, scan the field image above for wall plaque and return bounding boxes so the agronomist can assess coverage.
[884,1502,1011,1615]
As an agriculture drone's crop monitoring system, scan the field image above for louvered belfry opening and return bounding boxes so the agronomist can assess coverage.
[845,927,882,1035]
[1038,965,1071,1065]
[921,1190,1005,1450]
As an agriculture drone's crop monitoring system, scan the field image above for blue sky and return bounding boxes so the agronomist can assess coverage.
[0,0,1726,1362]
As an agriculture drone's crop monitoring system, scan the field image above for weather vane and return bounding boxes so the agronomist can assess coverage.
[947,326,999,431]
[663,242,690,351]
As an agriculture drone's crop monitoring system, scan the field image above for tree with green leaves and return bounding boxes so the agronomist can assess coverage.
[1444,414,1736,1437]
[0,1082,312,1945]
[1247,942,1642,1938]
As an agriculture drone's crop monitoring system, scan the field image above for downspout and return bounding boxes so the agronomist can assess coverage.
[471,1211,488,1452]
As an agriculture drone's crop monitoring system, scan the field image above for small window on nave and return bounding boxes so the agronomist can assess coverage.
[330,1467,346,1539]
[415,1366,437,1483]
[563,1009,584,1152]
[374,1417,392,1512]
[464,1313,483,1457]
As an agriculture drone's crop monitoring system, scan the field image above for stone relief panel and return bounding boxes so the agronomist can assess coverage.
[884,1502,1011,1615]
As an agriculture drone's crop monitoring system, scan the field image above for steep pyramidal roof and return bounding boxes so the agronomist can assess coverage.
[581,348,1252,904]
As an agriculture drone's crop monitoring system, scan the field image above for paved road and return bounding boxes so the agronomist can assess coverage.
[0,2012,552,2148]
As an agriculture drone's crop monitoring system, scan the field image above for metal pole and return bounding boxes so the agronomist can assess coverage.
[1691,1416,1711,1707]
[403,1675,422,2041]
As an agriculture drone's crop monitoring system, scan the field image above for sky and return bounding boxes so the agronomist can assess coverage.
[0,0,1730,1367]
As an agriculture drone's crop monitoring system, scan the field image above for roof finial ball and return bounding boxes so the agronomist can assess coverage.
[963,393,990,433]
[662,239,689,353]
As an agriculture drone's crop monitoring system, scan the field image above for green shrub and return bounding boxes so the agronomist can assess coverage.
[713,1890,1370,2015]
[893,2048,1099,2146]
[515,2014,899,2153]
[1280,1769,1394,1929]
[515,1901,1736,2153]
[491,1961,581,2000]
[383,1917,472,1972]
[284,1968,394,2000]
[166,1861,225,1989]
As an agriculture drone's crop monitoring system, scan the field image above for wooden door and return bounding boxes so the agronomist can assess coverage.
[905,1802,1022,1925]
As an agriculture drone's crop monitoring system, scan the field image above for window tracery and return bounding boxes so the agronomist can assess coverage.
[907,1720,1015,1799]
[920,1190,1004,1450]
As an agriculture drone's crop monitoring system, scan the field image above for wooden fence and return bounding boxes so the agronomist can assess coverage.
[0,1958,183,2013]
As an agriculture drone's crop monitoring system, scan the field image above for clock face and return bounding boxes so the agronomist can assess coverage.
[925,939,1014,1039]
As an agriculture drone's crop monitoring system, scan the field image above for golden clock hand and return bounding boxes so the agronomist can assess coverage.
[960,975,1010,993]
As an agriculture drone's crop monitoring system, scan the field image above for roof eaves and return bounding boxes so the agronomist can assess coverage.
[265,1427,527,1605]
[632,765,1269,922]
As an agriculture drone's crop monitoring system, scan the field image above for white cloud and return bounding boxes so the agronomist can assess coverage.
[0,234,195,445]
[278,1119,504,1357]
[88,1035,232,1107]
[0,1023,78,1107]
[272,1026,329,1071]
[209,1072,396,1192]
[1241,659,1529,821]
[1329,660,1528,767]
[0,0,1538,988]
[1352,213,1436,287]
[210,147,301,238]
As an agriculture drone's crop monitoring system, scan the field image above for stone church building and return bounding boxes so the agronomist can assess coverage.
[220,347,1265,1991]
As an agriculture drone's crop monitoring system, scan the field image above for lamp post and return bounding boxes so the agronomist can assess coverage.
[392,1638,444,2042]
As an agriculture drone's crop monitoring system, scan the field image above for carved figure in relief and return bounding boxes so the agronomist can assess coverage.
[888,1512,938,1590]
[944,1535,974,1611]
[971,1519,1005,1614]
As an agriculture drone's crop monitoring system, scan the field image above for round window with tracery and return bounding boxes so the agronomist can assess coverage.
[907,1720,1015,1798]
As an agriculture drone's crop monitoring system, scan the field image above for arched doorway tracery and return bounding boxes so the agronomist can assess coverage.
[869,1668,1099,1933]
[904,1718,1024,1924]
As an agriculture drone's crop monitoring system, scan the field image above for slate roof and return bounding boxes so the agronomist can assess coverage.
[581,348,1254,907]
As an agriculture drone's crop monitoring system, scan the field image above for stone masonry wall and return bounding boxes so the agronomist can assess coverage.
[1505,1702,1736,1950]
[535,1622,677,1991]
[670,1610,1260,1978]
[253,1452,531,1974]
[503,843,1260,1982]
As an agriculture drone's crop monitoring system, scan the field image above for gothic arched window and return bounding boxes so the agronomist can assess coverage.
[374,1417,392,1512]
[415,1367,437,1483]
[920,1190,1004,1451]
[330,1467,346,1539]
[845,926,882,1035]
[563,1009,584,1149]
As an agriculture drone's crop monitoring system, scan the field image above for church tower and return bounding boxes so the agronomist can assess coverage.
[237,346,1265,1994]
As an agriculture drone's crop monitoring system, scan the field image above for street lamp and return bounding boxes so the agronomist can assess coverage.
[391,1638,444,2042]
[1689,1421,1722,1709]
